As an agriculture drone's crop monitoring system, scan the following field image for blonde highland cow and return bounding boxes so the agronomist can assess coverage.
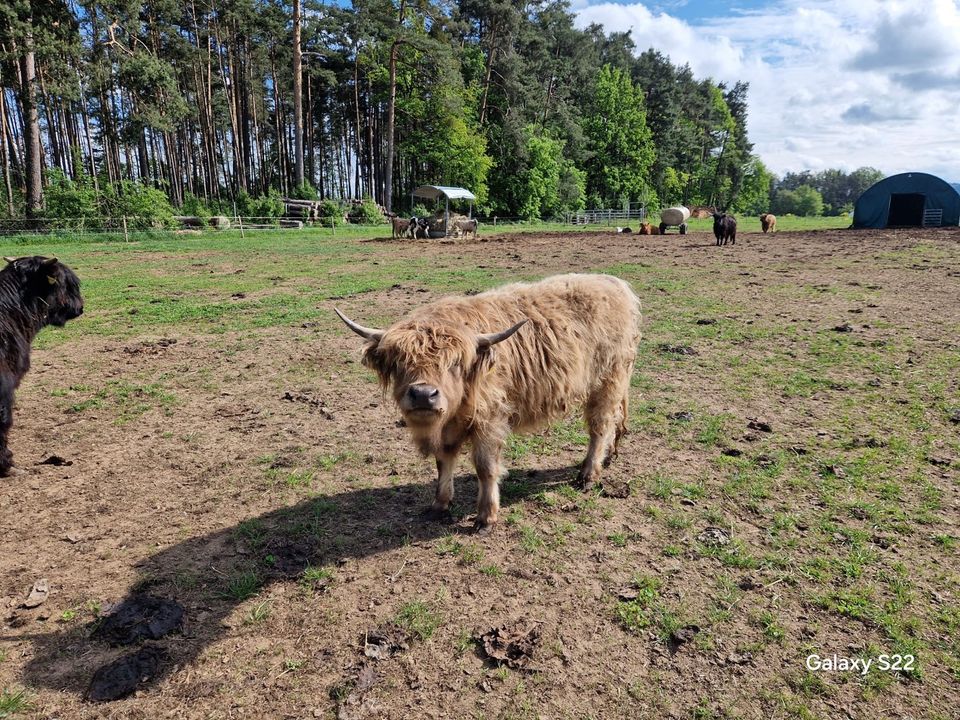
[336,273,642,532]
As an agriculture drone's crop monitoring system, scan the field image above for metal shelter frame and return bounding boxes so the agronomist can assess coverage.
[410,185,475,236]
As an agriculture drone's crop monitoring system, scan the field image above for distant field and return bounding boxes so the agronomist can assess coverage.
[0,226,956,720]
[682,214,851,233]
[0,213,849,249]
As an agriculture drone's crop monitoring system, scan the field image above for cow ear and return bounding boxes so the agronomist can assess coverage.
[469,346,497,378]
[40,257,59,284]
[361,344,392,381]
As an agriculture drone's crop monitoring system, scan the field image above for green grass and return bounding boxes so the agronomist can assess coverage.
[0,688,31,717]
[300,566,335,592]
[219,570,263,601]
[244,600,272,625]
[395,600,442,641]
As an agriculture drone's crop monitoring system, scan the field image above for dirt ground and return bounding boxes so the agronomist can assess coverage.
[0,227,958,719]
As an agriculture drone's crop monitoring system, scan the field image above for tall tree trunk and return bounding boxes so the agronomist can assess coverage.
[479,29,497,125]
[0,84,14,216]
[384,0,407,212]
[306,73,315,188]
[17,31,44,217]
[366,77,375,202]
[292,0,304,188]
[353,51,363,199]
[77,70,99,191]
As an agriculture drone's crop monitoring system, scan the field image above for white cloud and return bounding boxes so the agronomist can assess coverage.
[573,0,960,180]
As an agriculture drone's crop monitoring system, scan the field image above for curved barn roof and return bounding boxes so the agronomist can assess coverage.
[412,185,476,201]
[853,172,960,228]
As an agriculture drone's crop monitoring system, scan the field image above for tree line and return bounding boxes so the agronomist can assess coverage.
[0,0,878,223]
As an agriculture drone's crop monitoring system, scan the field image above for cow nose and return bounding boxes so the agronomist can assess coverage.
[406,384,440,409]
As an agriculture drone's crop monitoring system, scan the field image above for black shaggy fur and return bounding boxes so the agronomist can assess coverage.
[0,256,83,475]
[712,212,737,246]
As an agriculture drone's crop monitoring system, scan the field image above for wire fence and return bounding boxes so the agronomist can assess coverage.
[0,212,610,243]
[0,216,383,241]
[566,208,648,225]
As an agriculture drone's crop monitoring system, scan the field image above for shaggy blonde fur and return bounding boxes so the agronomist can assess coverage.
[760,213,777,233]
[349,273,642,530]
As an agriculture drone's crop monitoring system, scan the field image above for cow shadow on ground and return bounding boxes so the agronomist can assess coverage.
[15,464,582,698]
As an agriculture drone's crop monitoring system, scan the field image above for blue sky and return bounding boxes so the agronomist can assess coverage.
[572,0,960,181]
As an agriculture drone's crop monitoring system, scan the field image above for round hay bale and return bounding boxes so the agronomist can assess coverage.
[209,215,231,230]
[660,206,691,226]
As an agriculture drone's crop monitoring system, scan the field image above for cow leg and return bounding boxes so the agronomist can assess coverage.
[0,379,15,476]
[605,389,630,467]
[422,446,460,522]
[472,440,504,534]
[578,366,631,490]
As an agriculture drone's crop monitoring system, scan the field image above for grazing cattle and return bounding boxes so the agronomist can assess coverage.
[391,216,411,239]
[712,212,737,246]
[760,213,777,233]
[0,256,83,476]
[638,223,660,235]
[336,273,641,532]
[410,217,431,239]
[689,205,716,219]
[454,218,479,239]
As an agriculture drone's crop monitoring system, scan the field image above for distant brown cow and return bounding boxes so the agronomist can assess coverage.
[638,222,660,235]
[336,274,641,532]
[760,213,777,233]
[391,216,411,239]
[454,218,478,239]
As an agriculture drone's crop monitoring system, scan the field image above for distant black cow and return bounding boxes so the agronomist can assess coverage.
[713,212,737,246]
[0,256,83,475]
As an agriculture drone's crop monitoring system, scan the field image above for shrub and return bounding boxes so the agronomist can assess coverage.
[316,199,345,227]
[44,169,101,228]
[290,182,318,201]
[347,197,385,225]
[114,182,177,229]
[181,192,211,220]
[236,189,285,220]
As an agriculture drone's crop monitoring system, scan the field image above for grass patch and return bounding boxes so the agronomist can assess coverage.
[395,600,442,641]
[219,570,263,601]
[0,688,31,717]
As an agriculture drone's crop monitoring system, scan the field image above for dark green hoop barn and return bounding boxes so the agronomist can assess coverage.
[853,172,960,228]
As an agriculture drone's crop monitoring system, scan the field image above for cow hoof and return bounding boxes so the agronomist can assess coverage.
[1,465,27,478]
[473,521,495,536]
[420,507,454,524]
[575,473,598,492]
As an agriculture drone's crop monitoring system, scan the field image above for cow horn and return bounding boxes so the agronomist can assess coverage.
[476,319,528,351]
[334,307,384,342]
[41,257,58,267]
[3,257,15,264]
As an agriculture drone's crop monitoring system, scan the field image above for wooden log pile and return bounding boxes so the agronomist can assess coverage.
[282,198,325,221]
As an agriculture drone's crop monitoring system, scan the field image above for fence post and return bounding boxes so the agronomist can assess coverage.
[238,215,245,239]
[122,216,129,242]
[331,216,335,235]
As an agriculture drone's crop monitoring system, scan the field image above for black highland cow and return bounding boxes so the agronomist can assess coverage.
[712,212,737,246]
[0,256,83,475]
